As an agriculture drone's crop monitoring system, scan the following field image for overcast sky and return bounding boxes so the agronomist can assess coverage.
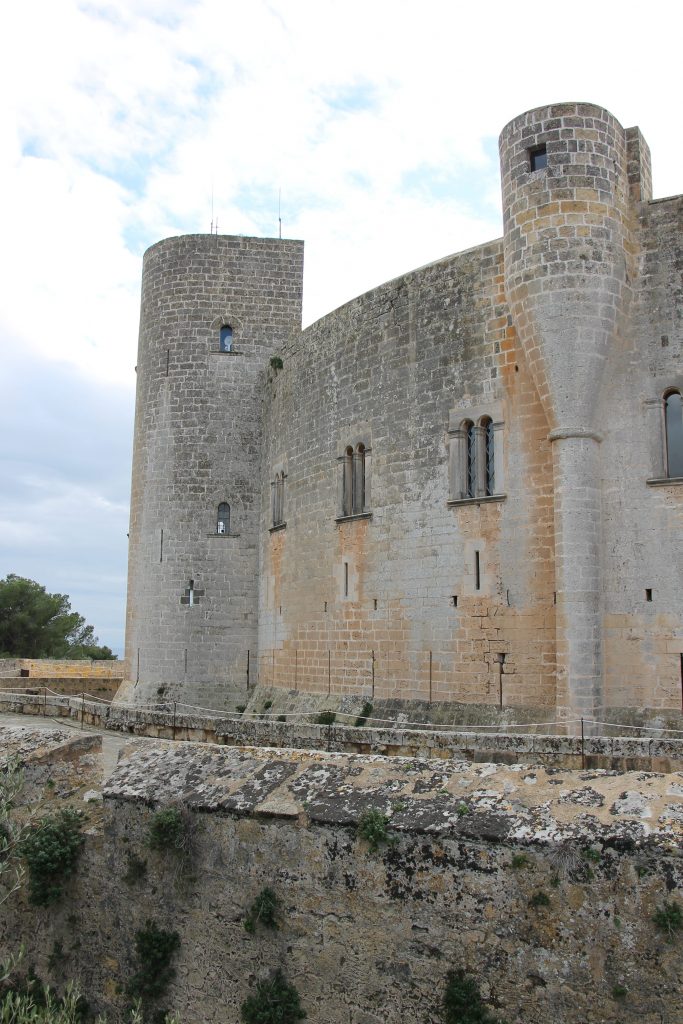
[1,0,681,657]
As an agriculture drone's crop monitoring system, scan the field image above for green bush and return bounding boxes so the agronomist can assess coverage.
[357,809,393,852]
[442,969,506,1024]
[148,809,185,853]
[316,711,336,725]
[529,890,550,909]
[241,970,305,1023]
[269,357,284,372]
[511,853,530,870]
[126,921,180,1004]
[653,899,683,940]
[23,810,84,906]
[354,702,373,727]
[244,887,280,933]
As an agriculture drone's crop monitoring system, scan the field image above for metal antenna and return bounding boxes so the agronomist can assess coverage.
[210,181,214,234]
[278,187,282,239]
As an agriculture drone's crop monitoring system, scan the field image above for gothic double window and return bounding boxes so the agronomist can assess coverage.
[338,442,370,519]
[456,417,498,500]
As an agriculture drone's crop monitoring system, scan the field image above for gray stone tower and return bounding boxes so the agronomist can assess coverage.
[499,103,649,724]
[125,234,304,709]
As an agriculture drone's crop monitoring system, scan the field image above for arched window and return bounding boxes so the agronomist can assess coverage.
[481,417,495,496]
[354,443,366,514]
[665,390,683,478]
[219,325,233,352]
[217,503,230,534]
[463,421,475,499]
[272,472,285,527]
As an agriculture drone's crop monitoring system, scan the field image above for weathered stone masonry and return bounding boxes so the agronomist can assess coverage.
[125,102,682,723]
[2,725,682,1024]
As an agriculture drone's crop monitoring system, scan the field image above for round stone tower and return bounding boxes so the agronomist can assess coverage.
[124,233,304,710]
[499,103,636,723]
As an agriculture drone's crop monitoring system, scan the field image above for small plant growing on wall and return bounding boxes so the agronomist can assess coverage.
[652,899,683,940]
[528,890,551,909]
[126,920,180,1006]
[241,969,305,1023]
[269,356,284,372]
[244,887,280,933]
[23,809,85,906]
[357,809,394,853]
[354,701,373,727]
[442,968,506,1024]
[148,807,186,853]
[316,711,336,725]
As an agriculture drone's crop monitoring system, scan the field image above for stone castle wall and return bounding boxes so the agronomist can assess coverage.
[123,102,682,719]
[256,103,682,722]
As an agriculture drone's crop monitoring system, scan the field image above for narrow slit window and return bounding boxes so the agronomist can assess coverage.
[217,502,230,534]
[529,145,547,172]
[219,325,233,352]
[343,562,349,597]
[645,588,653,602]
[474,551,481,591]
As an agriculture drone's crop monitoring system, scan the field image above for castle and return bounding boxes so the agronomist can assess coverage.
[124,102,683,728]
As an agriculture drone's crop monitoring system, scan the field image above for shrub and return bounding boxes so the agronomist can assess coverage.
[316,711,336,726]
[263,700,273,711]
[529,890,550,909]
[148,808,185,853]
[511,854,530,870]
[354,701,373,727]
[23,810,84,906]
[276,715,286,722]
[611,984,628,1000]
[357,809,393,852]
[442,969,506,1024]
[241,969,305,1024]
[269,357,284,372]
[235,705,246,714]
[126,921,180,1004]
[244,887,280,933]
[653,899,683,940]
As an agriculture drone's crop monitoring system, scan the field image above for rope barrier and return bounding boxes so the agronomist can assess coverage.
[2,689,683,741]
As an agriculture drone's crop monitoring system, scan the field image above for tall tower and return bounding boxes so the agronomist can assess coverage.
[124,234,304,709]
[499,103,643,723]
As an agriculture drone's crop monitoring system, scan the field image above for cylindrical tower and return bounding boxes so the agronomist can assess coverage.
[499,103,635,723]
[124,234,304,710]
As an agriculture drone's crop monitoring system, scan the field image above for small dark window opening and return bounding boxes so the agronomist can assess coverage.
[217,502,230,534]
[343,562,349,597]
[645,588,653,602]
[452,595,458,607]
[219,325,233,352]
[474,551,481,591]
[529,145,547,172]
[373,598,378,610]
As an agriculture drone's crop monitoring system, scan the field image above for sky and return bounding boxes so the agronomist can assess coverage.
[1,0,681,658]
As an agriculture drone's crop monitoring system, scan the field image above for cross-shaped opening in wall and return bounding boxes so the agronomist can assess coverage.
[180,579,204,606]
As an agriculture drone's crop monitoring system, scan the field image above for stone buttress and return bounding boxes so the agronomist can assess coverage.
[499,103,647,723]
